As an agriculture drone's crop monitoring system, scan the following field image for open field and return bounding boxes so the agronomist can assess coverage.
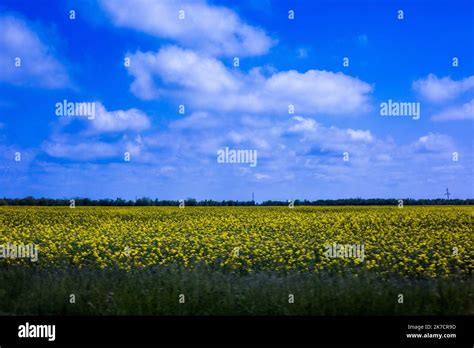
[0,206,472,315]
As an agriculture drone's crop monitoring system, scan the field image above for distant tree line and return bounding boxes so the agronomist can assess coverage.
[0,197,472,206]
[261,198,474,206]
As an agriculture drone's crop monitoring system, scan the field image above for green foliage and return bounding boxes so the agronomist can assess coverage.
[1,197,472,206]
[0,266,471,315]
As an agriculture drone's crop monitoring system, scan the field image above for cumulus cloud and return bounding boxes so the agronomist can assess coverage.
[100,0,273,57]
[170,112,220,130]
[431,99,474,121]
[127,46,373,115]
[346,129,374,142]
[413,74,474,103]
[88,103,151,133]
[0,15,69,88]
[288,116,374,145]
[143,113,382,176]
[42,133,150,162]
[42,103,152,161]
[265,70,373,114]
[30,106,472,198]
[410,133,455,154]
[43,140,120,161]
[128,46,237,100]
[289,116,318,132]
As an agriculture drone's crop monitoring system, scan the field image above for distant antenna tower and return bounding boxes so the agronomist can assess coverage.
[252,192,255,202]
[445,188,451,200]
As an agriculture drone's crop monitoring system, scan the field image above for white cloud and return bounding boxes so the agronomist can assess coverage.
[413,74,474,103]
[30,107,471,199]
[89,103,151,133]
[265,70,373,114]
[289,116,318,132]
[411,133,455,153]
[170,112,220,130]
[288,116,374,146]
[0,15,69,88]
[432,99,474,121]
[346,129,374,143]
[100,0,273,57]
[42,102,152,160]
[127,46,373,116]
[44,140,120,160]
[42,132,150,162]
[254,173,270,181]
[225,130,270,150]
[128,46,237,100]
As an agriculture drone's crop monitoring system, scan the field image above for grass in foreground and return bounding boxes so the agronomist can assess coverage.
[0,266,472,315]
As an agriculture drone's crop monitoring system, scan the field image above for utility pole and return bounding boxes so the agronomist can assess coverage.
[445,188,451,200]
[252,192,255,203]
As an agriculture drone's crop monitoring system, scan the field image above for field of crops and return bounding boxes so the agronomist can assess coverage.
[1,206,472,276]
[0,206,472,315]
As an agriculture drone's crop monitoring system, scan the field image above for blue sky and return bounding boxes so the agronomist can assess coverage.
[0,0,473,200]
